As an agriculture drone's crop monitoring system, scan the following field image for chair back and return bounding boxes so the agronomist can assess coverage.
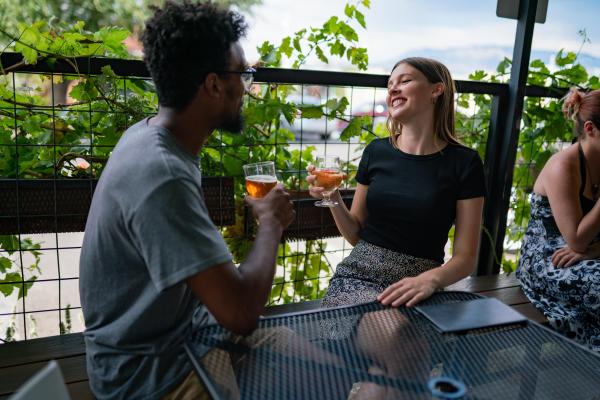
[9,360,71,400]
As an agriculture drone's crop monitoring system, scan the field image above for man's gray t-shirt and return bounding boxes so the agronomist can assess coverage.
[79,118,232,399]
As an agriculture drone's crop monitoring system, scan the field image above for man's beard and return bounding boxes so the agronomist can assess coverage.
[219,111,244,133]
[219,88,244,133]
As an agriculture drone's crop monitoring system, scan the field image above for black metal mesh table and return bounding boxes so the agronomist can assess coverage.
[185,292,600,399]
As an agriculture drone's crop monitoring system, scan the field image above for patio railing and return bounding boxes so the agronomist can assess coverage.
[0,53,566,340]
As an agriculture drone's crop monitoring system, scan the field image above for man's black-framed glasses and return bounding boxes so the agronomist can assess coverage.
[217,67,256,91]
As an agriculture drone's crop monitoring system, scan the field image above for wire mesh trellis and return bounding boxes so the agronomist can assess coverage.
[0,55,562,342]
[0,68,152,341]
[503,94,573,267]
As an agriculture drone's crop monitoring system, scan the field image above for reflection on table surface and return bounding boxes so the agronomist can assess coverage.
[186,292,600,400]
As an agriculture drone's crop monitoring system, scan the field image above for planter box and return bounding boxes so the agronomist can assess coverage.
[245,189,355,241]
[0,177,235,235]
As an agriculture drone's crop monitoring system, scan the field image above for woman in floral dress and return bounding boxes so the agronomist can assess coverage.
[517,87,600,351]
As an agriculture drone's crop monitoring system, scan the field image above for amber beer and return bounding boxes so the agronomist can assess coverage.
[245,175,277,198]
[314,169,343,192]
[243,161,277,198]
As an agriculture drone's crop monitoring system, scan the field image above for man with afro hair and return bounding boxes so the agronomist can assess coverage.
[79,2,294,398]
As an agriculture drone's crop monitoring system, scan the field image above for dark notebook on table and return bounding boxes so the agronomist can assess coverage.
[416,297,528,333]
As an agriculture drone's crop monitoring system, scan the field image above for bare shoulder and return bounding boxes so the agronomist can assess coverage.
[536,147,579,194]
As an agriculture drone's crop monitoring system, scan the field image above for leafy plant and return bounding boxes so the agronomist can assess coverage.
[0,1,374,341]
[459,44,599,273]
[0,235,41,299]
[0,0,264,39]
[258,1,370,70]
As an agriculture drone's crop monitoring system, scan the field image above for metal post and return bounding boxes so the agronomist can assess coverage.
[477,93,508,275]
[477,0,538,275]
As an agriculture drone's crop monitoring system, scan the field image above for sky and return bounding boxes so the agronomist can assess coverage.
[240,0,600,79]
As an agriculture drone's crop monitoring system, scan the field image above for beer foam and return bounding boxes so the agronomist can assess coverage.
[245,175,277,183]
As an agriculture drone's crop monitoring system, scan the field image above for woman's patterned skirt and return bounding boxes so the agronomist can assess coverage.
[322,240,440,308]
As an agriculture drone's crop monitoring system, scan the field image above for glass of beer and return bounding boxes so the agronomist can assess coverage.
[313,156,344,207]
[243,161,278,198]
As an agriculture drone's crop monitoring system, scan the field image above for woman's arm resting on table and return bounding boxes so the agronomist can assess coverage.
[378,196,484,307]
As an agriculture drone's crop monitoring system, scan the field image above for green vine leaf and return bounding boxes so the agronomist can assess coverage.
[555,49,577,66]
[0,272,21,297]
[588,76,600,89]
[314,46,328,64]
[14,24,42,63]
[325,97,349,117]
[554,64,588,83]
[298,104,324,119]
[0,236,19,255]
[469,70,487,81]
[496,57,511,74]
[340,115,371,141]
[0,257,11,274]
[18,276,37,299]
[279,37,293,58]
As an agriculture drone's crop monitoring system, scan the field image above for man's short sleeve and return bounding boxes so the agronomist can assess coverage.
[130,178,232,291]
[457,151,487,200]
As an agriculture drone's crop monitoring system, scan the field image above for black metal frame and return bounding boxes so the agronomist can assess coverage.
[478,0,566,275]
[0,50,568,277]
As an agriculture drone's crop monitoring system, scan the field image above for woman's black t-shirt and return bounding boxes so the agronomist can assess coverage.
[355,138,487,263]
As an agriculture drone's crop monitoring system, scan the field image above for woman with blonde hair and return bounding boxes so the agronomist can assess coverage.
[307,57,486,308]
[517,88,600,351]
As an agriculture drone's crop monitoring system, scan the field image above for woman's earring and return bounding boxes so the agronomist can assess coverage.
[431,97,436,104]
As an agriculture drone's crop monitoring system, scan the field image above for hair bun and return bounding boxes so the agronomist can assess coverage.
[562,87,584,121]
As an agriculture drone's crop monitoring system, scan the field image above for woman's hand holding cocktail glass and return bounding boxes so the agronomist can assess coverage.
[307,156,346,208]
